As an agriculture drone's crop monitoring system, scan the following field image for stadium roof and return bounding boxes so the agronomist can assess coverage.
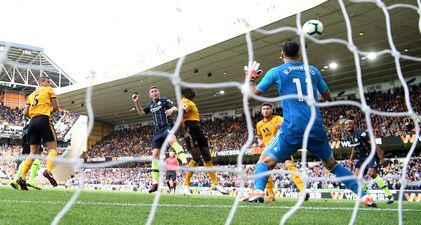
[58,0,420,125]
[0,41,76,94]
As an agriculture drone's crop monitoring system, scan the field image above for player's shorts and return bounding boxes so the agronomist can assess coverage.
[184,121,208,149]
[21,143,30,155]
[166,171,177,180]
[151,126,172,149]
[263,130,333,162]
[355,157,379,169]
[27,115,57,145]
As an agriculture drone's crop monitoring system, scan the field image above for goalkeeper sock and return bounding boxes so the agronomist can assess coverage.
[331,163,366,197]
[375,175,392,196]
[29,159,41,183]
[286,161,305,193]
[184,160,197,186]
[20,158,34,180]
[265,175,274,197]
[204,161,218,186]
[151,159,159,184]
[254,162,270,192]
[14,161,24,181]
[46,149,58,172]
[171,142,187,164]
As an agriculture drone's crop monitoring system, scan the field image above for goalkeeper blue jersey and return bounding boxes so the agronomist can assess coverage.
[256,61,329,143]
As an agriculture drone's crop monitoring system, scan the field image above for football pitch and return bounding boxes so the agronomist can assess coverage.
[0,187,420,225]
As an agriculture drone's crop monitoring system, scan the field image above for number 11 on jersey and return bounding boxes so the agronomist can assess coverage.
[293,78,304,101]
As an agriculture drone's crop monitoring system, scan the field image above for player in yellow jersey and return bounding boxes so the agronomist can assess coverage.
[17,75,59,190]
[180,87,228,195]
[243,103,308,202]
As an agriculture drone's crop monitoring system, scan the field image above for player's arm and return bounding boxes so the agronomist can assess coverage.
[317,71,331,101]
[348,148,356,168]
[375,145,386,166]
[49,88,59,113]
[364,131,385,165]
[23,103,30,118]
[51,97,59,113]
[164,99,177,116]
[257,135,265,148]
[131,94,146,117]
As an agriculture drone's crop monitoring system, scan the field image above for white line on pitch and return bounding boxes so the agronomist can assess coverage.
[2,199,420,212]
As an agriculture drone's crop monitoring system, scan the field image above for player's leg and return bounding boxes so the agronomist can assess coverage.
[171,176,177,193]
[27,158,42,190]
[165,173,171,192]
[149,147,161,193]
[354,161,367,193]
[167,131,188,165]
[265,175,275,202]
[10,160,23,189]
[17,144,40,190]
[312,138,376,207]
[368,164,393,204]
[18,119,40,190]
[285,158,305,194]
[201,146,228,195]
[244,132,293,203]
[42,141,58,187]
[182,132,200,196]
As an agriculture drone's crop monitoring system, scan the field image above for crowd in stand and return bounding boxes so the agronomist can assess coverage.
[54,111,79,139]
[1,141,419,191]
[0,104,24,126]
[67,156,421,191]
[0,105,79,140]
[84,85,420,159]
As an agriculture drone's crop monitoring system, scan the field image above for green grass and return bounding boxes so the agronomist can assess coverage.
[0,187,420,225]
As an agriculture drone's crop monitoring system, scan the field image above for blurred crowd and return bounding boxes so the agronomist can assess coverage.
[83,85,420,158]
[66,156,420,191]
[0,104,24,126]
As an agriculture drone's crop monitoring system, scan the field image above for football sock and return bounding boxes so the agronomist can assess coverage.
[286,161,305,193]
[46,149,58,172]
[375,175,392,196]
[331,163,366,197]
[151,159,159,184]
[20,158,34,180]
[204,161,218,186]
[254,162,270,192]
[29,159,41,183]
[171,142,187,164]
[14,161,24,181]
[265,175,274,197]
[184,160,197,186]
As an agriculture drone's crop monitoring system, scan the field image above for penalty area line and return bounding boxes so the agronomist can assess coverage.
[1,199,420,212]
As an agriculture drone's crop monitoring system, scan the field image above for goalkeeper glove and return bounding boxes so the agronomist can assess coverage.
[244,61,263,83]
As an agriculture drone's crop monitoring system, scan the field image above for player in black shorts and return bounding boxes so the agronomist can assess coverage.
[132,86,188,193]
[345,119,394,204]
[181,88,227,195]
[10,123,42,190]
[17,75,59,190]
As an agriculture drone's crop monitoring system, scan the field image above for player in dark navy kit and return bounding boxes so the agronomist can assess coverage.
[345,119,394,204]
[243,40,376,206]
[132,86,187,193]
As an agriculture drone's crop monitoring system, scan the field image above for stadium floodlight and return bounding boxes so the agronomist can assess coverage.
[367,52,377,60]
[329,62,338,69]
